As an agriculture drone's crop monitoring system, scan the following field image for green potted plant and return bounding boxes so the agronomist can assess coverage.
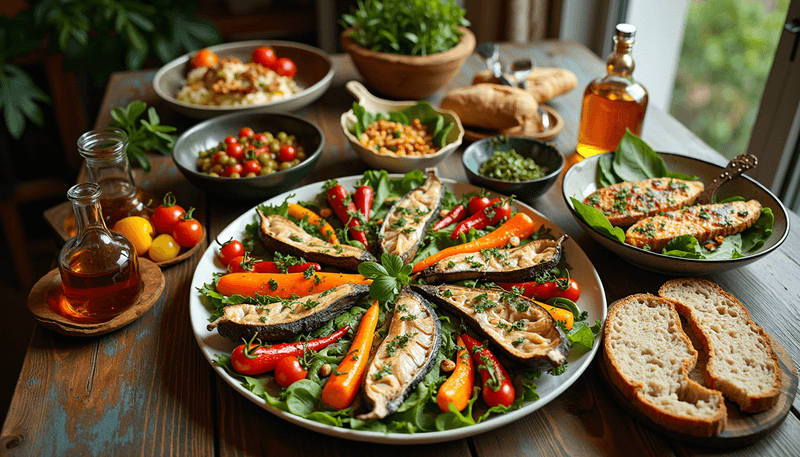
[340,0,475,100]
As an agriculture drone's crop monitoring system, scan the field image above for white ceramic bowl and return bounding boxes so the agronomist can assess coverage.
[153,40,334,119]
[340,81,464,173]
[562,152,790,275]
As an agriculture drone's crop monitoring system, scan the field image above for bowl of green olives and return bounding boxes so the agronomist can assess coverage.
[172,112,323,199]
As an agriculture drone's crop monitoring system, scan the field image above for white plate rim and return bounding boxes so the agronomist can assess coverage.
[189,174,607,444]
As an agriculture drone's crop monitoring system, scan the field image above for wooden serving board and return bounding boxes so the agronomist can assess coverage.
[598,332,798,448]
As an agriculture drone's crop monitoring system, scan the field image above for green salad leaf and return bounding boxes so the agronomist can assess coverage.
[570,198,625,242]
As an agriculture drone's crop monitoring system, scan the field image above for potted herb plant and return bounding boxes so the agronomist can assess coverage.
[340,0,475,100]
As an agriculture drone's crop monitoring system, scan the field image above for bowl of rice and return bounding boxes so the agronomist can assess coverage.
[154,40,334,119]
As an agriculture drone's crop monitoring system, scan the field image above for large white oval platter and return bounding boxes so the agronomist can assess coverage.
[189,175,607,444]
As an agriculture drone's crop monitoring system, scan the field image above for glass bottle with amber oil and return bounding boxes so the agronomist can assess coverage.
[78,128,154,228]
[577,23,648,158]
[58,183,142,322]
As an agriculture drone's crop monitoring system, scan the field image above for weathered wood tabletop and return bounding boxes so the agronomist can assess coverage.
[3,40,799,456]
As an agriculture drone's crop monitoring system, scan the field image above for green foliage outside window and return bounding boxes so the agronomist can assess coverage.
[669,0,790,159]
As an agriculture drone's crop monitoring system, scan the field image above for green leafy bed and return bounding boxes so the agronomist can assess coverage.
[570,131,774,260]
[348,102,454,150]
[198,169,601,434]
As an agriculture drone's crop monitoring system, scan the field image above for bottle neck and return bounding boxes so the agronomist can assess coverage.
[68,183,110,240]
[606,36,635,79]
[78,129,137,199]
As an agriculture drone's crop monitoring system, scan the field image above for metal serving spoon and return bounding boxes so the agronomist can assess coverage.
[476,42,513,86]
[510,58,550,130]
[696,154,758,204]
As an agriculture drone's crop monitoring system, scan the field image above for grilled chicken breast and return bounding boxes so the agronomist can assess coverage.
[584,178,704,227]
[625,200,762,252]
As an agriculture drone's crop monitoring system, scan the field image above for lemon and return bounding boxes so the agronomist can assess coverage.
[112,216,154,255]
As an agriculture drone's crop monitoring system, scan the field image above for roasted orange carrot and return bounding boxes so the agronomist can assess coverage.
[537,301,574,330]
[321,300,380,410]
[412,212,539,273]
[287,203,339,244]
[216,272,370,299]
[436,336,474,413]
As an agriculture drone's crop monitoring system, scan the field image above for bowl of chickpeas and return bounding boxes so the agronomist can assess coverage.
[172,112,323,199]
[340,81,464,173]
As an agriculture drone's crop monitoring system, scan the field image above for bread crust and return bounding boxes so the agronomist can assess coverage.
[440,83,537,130]
[603,294,727,437]
[659,278,782,413]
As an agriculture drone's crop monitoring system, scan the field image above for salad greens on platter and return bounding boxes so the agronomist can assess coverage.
[349,102,454,148]
[197,169,601,434]
[571,130,774,260]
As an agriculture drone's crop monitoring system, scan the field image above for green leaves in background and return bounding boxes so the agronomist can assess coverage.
[109,100,176,173]
[341,0,469,56]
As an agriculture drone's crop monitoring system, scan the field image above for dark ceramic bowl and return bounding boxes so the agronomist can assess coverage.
[462,136,564,203]
[172,112,323,200]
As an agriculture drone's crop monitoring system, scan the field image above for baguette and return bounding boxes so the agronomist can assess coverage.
[659,278,782,413]
[603,294,727,437]
[440,83,537,130]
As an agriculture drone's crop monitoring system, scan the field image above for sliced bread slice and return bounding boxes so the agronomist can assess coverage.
[659,278,782,413]
[603,294,727,437]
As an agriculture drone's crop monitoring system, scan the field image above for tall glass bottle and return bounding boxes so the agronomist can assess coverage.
[58,183,142,322]
[78,128,154,228]
[577,23,648,158]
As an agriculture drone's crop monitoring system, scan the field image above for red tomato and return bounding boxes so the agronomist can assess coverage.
[274,356,307,388]
[173,208,203,248]
[226,143,244,161]
[190,49,218,68]
[482,379,516,408]
[278,144,296,162]
[468,196,492,215]
[490,200,512,224]
[224,163,243,177]
[252,46,277,69]
[273,57,297,77]
[253,133,268,144]
[243,159,262,175]
[239,127,254,138]
[150,192,186,235]
[217,239,244,268]
[224,136,238,146]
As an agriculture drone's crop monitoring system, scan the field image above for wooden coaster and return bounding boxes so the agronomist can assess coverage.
[598,332,798,448]
[27,258,165,337]
[463,105,564,143]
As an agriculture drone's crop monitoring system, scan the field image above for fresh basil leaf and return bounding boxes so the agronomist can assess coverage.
[286,380,322,417]
[611,129,667,181]
[398,169,426,192]
[387,111,409,125]
[661,235,704,258]
[566,322,595,354]
[570,198,625,242]
[371,275,399,302]
[741,207,773,252]
[381,252,404,276]
[596,153,618,188]
[358,261,389,279]
[434,121,454,148]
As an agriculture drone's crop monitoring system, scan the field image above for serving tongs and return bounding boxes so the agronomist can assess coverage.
[696,154,758,204]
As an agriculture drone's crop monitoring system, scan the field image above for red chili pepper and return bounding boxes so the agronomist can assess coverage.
[227,253,322,274]
[461,334,515,408]
[431,204,467,231]
[354,185,374,220]
[451,198,512,240]
[231,325,351,375]
[326,182,370,248]
[496,278,581,303]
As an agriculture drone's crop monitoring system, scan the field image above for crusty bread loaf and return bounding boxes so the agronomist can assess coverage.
[440,83,537,130]
[659,278,782,413]
[603,294,727,437]
[472,67,577,103]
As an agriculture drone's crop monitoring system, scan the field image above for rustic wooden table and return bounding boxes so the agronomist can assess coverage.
[3,41,799,456]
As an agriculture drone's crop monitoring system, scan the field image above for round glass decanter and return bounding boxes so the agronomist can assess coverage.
[77,128,154,228]
[58,183,142,322]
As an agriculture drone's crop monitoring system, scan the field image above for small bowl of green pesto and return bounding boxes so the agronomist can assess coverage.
[462,136,564,203]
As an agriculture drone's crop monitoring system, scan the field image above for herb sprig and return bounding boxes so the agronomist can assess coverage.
[109,100,176,172]
[358,253,412,303]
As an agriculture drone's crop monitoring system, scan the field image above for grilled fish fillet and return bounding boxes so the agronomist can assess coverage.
[625,200,762,252]
[584,178,704,227]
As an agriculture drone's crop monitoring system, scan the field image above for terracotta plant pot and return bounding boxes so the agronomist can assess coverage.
[341,26,476,100]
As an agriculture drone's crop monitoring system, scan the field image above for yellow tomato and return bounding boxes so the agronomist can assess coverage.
[148,234,181,262]
[113,216,154,255]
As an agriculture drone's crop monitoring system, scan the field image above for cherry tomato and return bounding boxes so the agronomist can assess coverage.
[217,239,244,268]
[113,216,154,255]
[226,143,244,161]
[239,127,254,138]
[173,208,203,248]
[491,200,513,224]
[274,356,307,388]
[243,159,262,175]
[190,49,218,68]
[482,378,516,408]
[252,46,277,69]
[151,193,186,235]
[468,196,492,215]
[224,136,238,146]
[498,279,581,302]
[224,163,243,177]
[253,133,268,144]
[148,234,181,262]
[273,57,297,77]
[278,144,296,162]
